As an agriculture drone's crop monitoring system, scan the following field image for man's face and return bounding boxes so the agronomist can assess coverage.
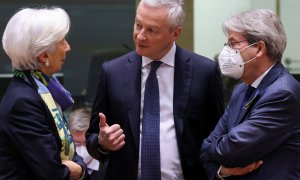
[71,130,86,146]
[227,30,259,80]
[133,3,180,60]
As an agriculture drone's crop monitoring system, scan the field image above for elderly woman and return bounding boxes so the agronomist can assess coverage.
[200,9,300,180]
[0,7,89,180]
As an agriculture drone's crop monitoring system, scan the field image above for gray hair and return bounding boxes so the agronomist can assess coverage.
[222,9,286,62]
[68,107,92,132]
[2,6,70,70]
[141,0,186,28]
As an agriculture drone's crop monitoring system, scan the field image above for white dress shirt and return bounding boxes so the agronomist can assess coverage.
[138,43,185,180]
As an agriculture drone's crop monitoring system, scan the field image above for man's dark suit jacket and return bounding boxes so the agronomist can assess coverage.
[201,62,300,180]
[86,46,224,180]
[0,76,89,180]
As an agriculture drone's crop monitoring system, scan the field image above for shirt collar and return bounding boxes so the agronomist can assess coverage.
[142,42,176,67]
[251,63,275,88]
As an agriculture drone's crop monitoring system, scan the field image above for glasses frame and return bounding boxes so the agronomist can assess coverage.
[224,40,248,49]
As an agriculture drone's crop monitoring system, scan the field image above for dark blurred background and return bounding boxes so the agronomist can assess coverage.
[0,0,299,108]
[0,0,135,107]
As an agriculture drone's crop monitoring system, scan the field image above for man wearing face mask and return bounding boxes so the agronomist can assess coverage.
[200,9,300,180]
[69,107,106,180]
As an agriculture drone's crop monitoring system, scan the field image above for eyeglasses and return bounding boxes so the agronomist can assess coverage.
[224,40,248,48]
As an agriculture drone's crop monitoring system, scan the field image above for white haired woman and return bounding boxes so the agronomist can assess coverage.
[0,6,89,180]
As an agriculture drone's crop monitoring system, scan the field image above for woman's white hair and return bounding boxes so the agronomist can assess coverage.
[141,0,185,28]
[222,9,286,62]
[2,6,70,70]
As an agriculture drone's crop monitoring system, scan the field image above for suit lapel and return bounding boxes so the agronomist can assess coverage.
[124,52,142,151]
[236,89,260,124]
[173,47,193,151]
[124,47,194,152]
[236,62,285,124]
[256,62,285,90]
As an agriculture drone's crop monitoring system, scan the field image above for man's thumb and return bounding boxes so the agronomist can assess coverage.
[99,112,107,127]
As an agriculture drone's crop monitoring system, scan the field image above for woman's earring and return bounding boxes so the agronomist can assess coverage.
[45,59,49,67]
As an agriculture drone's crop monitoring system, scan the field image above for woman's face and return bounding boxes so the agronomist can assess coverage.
[44,39,71,76]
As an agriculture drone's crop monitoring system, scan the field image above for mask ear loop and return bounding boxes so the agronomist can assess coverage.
[240,42,259,66]
[240,42,258,52]
[242,56,257,66]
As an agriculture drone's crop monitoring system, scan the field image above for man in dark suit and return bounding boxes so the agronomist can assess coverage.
[86,0,224,179]
[200,9,300,180]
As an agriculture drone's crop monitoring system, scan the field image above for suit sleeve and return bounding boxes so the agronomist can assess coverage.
[72,153,90,179]
[198,63,225,180]
[203,89,298,168]
[204,63,225,136]
[200,104,231,180]
[86,63,110,162]
[5,96,72,180]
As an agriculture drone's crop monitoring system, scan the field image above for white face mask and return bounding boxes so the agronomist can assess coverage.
[218,42,257,79]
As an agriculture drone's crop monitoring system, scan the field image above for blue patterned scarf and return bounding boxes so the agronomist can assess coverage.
[14,70,75,160]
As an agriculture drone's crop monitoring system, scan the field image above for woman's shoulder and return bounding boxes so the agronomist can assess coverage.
[1,78,42,110]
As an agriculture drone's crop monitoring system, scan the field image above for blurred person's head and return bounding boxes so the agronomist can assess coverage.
[133,0,185,60]
[69,107,92,145]
[218,9,286,84]
[69,107,99,174]
[2,6,71,77]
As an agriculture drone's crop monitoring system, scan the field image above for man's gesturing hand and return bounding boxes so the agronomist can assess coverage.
[98,112,125,151]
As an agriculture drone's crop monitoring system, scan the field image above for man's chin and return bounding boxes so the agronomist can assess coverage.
[136,49,147,57]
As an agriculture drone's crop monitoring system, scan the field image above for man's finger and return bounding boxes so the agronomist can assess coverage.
[99,112,108,128]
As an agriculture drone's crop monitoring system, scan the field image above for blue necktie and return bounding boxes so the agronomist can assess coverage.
[243,86,255,105]
[141,61,162,180]
[238,85,256,123]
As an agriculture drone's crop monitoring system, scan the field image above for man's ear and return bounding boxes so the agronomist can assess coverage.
[37,52,48,64]
[172,26,182,41]
[256,40,266,57]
